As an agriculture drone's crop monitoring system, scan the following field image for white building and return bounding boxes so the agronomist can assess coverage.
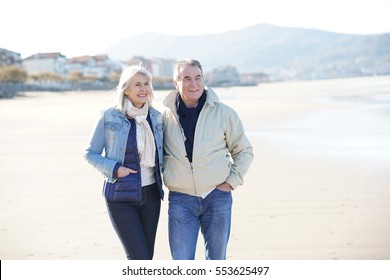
[205,65,241,86]
[150,58,176,79]
[23,52,67,77]
[67,55,118,80]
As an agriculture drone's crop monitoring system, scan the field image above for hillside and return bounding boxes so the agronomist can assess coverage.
[103,23,390,80]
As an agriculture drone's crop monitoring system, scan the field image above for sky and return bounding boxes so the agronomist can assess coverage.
[1,0,390,58]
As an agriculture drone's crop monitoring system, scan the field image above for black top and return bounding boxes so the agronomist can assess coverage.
[176,90,207,162]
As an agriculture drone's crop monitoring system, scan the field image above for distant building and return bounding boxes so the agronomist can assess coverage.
[125,56,152,71]
[125,56,175,79]
[67,55,118,80]
[150,58,176,79]
[94,54,122,78]
[205,65,241,87]
[23,52,67,77]
[0,48,22,67]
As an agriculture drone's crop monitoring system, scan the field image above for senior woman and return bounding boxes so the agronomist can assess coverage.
[84,64,164,260]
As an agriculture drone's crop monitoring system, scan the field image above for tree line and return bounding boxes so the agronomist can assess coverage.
[0,65,122,83]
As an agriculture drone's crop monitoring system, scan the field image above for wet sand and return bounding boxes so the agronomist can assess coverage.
[0,75,389,259]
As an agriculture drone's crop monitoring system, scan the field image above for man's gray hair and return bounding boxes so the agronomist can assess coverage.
[173,58,203,82]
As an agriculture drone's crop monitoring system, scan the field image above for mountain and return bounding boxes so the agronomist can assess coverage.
[103,23,390,80]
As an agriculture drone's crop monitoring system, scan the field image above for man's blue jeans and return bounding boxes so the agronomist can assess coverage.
[168,188,232,260]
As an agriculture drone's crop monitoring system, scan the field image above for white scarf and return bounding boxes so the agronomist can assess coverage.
[124,99,155,168]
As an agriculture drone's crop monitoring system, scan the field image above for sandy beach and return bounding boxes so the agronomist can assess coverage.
[1,75,390,260]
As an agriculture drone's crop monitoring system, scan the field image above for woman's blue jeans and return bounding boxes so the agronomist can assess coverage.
[168,188,232,260]
[105,184,161,260]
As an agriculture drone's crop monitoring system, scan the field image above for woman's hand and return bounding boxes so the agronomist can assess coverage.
[117,166,138,178]
[216,182,233,192]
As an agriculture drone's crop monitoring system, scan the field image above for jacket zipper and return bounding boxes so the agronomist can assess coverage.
[171,107,197,194]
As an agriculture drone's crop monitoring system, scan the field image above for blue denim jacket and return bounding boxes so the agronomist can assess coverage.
[84,106,164,184]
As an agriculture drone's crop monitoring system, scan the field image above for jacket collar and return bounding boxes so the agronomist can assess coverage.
[112,108,126,118]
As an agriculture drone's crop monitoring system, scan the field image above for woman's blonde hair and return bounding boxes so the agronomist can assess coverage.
[115,64,154,111]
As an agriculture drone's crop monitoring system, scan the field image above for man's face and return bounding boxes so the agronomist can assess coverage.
[174,65,204,107]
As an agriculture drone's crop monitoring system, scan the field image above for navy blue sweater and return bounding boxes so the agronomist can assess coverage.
[176,91,207,162]
[104,115,163,201]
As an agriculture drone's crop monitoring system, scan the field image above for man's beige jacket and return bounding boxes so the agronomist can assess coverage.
[162,87,254,196]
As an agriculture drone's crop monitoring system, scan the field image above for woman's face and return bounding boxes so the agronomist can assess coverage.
[124,73,151,108]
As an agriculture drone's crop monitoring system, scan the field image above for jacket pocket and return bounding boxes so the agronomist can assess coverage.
[104,121,122,140]
[105,174,141,201]
[114,174,138,191]
[105,121,122,130]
